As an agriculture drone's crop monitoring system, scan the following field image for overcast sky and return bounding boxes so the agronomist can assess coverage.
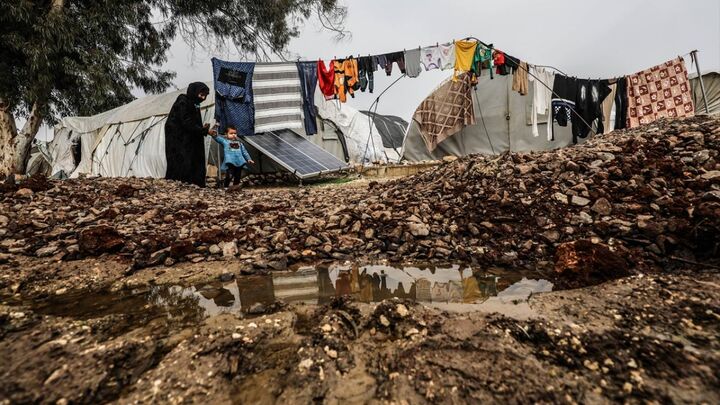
[31,0,720,141]
[163,0,720,121]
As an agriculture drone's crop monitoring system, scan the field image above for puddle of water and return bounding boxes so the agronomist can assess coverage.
[18,264,552,321]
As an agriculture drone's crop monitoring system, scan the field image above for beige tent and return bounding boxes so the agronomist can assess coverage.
[402,72,578,162]
[690,70,720,115]
[403,68,720,162]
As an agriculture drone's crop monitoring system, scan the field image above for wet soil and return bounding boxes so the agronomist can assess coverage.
[1,259,718,404]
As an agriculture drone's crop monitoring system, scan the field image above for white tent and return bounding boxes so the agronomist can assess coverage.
[47,85,216,178]
[43,83,403,179]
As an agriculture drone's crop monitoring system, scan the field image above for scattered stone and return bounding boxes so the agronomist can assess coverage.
[591,198,612,215]
[222,241,238,257]
[15,188,33,198]
[78,225,123,255]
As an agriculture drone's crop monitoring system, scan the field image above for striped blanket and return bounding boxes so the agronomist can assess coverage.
[253,63,304,133]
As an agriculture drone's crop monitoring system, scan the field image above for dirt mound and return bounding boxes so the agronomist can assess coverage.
[0,116,718,287]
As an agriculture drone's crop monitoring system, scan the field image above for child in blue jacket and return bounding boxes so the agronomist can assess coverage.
[211,125,255,187]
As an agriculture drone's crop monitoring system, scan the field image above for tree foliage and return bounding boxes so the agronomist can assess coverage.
[0,0,347,124]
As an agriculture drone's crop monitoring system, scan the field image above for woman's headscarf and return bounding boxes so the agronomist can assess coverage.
[186,82,210,105]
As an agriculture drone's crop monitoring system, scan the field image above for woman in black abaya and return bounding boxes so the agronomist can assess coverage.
[165,82,213,187]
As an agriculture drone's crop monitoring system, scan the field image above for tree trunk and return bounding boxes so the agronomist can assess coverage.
[0,98,19,178]
[12,101,44,174]
[9,0,65,175]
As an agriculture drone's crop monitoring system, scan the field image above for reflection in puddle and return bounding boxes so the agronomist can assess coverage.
[26,264,552,321]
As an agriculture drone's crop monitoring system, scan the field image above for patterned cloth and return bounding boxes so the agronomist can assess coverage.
[627,57,694,128]
[212,58,255,136]
[413,73,476,152]
[253,63,304,133]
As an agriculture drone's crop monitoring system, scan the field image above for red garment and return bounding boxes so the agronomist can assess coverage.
[493,51,505,74]
[318,59,336,100]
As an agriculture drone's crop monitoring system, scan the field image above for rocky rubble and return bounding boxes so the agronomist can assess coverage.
[1,116,718,285]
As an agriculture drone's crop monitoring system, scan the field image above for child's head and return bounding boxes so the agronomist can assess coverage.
[226,125,238,140]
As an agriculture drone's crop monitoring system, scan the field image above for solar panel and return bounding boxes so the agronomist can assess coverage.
[243,130,349,179]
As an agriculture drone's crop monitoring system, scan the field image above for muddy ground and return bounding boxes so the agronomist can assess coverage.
[1,115,719,403]
[1,258,718,404]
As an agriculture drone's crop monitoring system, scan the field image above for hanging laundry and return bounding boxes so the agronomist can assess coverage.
[317,59,336,100]
[382,51,406,76]
[614,77,629,130]
[357,56,375,93]
[252,63,304,133]
[333,60,347,102]
[511,61,529,95]
[404,48,423,78]
[438,43,456,70]
[626,57,694,128]
[471,45,493,79]
[550,75,578,142]
[601,82,617,133]
[529,66,555,139]
[420,45,442,71]
[296,61,318,135]
[413,72,476,152]
[211,58,255,136]
[504,54,521,73]
[493,51,506,74]
[343,57,360,93]
[574,79,612,140]
[374,54,388,71]
[453,40,478,81]
[494,51,520,76]
[331,58,359,103]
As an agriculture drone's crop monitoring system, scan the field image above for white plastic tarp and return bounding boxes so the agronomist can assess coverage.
[314,91,388,163]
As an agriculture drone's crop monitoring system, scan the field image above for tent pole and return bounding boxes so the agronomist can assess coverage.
[690,50,710,114]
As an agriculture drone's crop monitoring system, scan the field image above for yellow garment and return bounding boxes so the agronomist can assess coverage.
[343,58,359,98]
[453,40,477,81]
[333,58,359,103]
[333,60,347,102]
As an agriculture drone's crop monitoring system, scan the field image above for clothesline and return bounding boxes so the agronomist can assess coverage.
[211,38,700,161]
[249,38,693,85]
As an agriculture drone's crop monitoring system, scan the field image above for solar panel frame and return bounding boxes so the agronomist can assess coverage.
[242,130,349,179]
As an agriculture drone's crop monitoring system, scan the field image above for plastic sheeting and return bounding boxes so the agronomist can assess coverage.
[314,91,391,163]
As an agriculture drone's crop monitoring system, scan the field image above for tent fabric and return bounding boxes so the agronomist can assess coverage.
[45,81,405,179]
[402,72,576,161]
[314,91,391,163]
[689,71,720,115]
[358,111,408,152]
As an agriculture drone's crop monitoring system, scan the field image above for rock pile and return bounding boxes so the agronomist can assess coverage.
[0,116,718,282]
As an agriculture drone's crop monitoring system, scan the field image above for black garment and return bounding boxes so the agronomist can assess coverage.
[165,82,210,187]
[550,75,578,141]
[357,56,375,93]
[504,54,521,74]
[614,77,629,130]
[223,163,246,187]
[574,79,612,141]
[383,52,406,76]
